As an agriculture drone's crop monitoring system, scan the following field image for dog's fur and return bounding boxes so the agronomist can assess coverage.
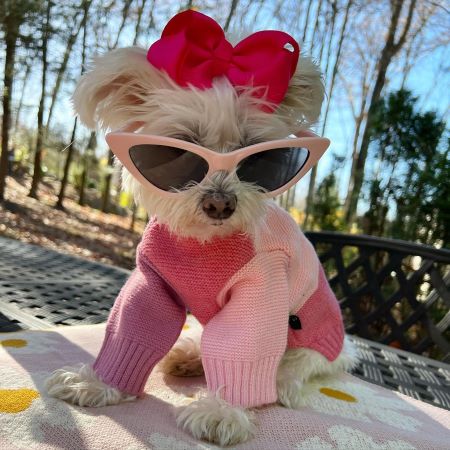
[46,46,358,446]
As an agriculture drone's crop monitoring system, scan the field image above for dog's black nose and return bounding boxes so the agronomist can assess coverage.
[202,192,237,220]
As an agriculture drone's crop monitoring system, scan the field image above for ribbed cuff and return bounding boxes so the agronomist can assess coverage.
[309,325,344,362]
[202,355,281,408]
[93,333,163,396]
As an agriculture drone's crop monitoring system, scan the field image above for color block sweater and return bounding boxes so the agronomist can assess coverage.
[93,202,344,407]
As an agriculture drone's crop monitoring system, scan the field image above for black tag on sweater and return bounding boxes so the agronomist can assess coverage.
[289,315,302,330]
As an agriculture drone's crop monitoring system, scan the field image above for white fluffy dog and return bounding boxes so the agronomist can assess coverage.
[46,11,357,447]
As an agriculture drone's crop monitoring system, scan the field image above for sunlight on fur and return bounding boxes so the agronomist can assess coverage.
[45,364,136,407]
[176,394,257,446]
[159,337,204,377]
[277,337,359,409]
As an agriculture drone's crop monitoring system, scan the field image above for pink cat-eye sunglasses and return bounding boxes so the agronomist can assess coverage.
[106,127,330,198]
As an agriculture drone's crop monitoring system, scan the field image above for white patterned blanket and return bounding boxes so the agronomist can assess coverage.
[1,315,449,449]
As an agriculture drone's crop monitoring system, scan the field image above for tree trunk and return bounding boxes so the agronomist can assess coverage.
[130,203,137,231]
[223,0,239,32]
[45,0,92,130]
[321,0,353,133]
[349,97,367,183]
[78,164,87,206]
[101,150,114,213]
[111,0,133,49]
[323,0,338,88]
[55,0,89,209]
[318,0,336,64]
[55,119,78,209]
[301,0,314,43]
[78,131,96,206]
[303,167,317,228]
[132,0,148,45]
[303,0,339,228]
[344,0,417,223]
[340,56,370,216]
[400,8,432,89]
[13,58,33,134]
[288,184,296,209]
[309,0,323,53]
[0,31,17,202]
[29,0,52,199]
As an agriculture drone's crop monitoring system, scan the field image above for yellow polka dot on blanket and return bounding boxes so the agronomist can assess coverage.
[1,339,28,348]
[182,324,190,330]
[0,389,40,413]
[319,387,357,402]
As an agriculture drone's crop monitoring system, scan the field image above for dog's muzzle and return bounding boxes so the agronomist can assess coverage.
[201,192,237,220]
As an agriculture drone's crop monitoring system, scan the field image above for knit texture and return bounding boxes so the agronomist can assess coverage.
[4,323,449,450]
[94,202,344,407]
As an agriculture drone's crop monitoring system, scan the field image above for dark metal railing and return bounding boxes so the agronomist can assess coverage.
[305,231,450,362]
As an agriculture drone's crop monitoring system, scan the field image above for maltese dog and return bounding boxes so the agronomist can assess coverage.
[46,10,357,446]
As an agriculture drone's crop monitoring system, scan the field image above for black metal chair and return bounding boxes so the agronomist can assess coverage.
[305,232,450,363]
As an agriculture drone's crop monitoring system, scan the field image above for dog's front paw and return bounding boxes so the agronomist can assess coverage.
[159,337,204,377]
[277,378,306,409]
[45,363,136,407]
[176,395,257,446]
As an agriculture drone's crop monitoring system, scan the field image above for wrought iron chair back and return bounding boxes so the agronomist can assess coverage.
[305,232,450,362]
[1,233,449,362]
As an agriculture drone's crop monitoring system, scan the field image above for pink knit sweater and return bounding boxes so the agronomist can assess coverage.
[93,202,344,407]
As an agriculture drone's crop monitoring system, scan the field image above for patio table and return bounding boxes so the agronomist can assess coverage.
[0,234,449,412]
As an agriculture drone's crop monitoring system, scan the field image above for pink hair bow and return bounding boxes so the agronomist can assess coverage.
[147,10,300,110]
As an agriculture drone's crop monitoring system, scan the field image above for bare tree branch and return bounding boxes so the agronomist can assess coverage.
[224,0,239,32]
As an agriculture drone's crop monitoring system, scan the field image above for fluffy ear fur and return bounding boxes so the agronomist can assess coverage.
[73,48,323,133]
[276,56,325,130]
[72,47,170,130]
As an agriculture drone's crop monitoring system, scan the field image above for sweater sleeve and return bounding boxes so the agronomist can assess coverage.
[287,265,344,361]
[93,256,186,396]
[200,250,290,408]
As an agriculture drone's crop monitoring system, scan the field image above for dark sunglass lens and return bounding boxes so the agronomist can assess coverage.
[129,144,209,191]
[236,147,309,192]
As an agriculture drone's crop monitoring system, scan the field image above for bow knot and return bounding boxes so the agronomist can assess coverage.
[209,39,233,77]
[147,10,300,111]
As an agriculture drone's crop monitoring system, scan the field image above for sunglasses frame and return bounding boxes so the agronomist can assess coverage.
[106,129,330,198]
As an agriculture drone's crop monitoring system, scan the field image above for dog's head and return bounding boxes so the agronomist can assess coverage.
[73,11,324,241]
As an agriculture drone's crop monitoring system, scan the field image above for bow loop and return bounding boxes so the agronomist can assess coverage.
[147,10,300,110]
